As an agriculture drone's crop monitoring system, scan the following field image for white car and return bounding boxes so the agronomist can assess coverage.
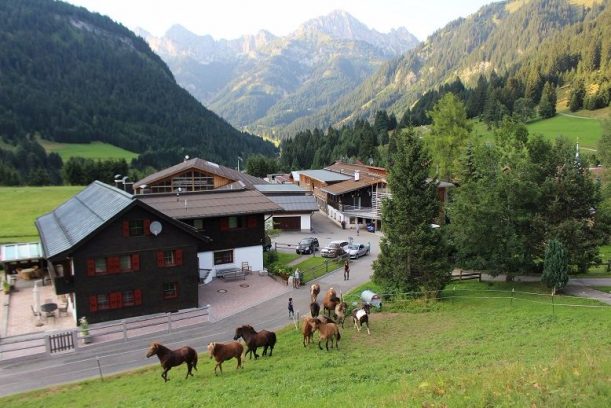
[346,243,370,259]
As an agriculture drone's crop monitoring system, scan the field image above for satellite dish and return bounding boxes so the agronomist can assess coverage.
[150,221,163,236]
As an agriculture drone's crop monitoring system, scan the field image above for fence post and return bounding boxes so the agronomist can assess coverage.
[72,330,79,350]
[511,288,515,306]
[45,335,51,355]
[96,356,104,381]
[325,260,329,273]
[274,242,277,251]
[122,320,127,341]
[551,292,555,315]
[167,313,172,333]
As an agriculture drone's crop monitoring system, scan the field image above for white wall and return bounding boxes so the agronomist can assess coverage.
[198,245,263,280]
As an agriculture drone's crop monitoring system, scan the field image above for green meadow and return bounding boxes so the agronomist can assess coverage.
[39,139,138,162]
[2,281,609,407]
[0,186,83,243]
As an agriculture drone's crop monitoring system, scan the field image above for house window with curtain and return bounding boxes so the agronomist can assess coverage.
[214,250,233,265]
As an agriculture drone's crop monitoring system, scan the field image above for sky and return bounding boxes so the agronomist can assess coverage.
[64,0,496,41]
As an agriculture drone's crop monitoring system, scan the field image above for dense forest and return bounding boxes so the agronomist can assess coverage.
[0,0,276,185]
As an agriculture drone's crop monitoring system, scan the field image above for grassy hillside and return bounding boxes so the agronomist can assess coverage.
[2,281,609,407]
[0,186,82,243]
[38,139,138,162]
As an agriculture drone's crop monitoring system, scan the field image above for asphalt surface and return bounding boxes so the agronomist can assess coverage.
[0,213,381,397]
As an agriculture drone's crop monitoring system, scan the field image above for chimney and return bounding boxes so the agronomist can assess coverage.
[114,174,123,190]
[122,176,134,194]
[354,170,360,181]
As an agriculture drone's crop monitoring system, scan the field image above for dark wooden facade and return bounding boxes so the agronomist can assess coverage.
[181,213,267,251]
[52,205,206,324]
[327,188,373,211]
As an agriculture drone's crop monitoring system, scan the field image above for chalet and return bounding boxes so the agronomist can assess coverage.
[139,187,282,279]
[133,157,266,194]
[36,181,210,324]
[254,184,318,231]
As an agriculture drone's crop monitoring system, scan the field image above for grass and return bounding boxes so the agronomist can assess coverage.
[295,256,343,282]
[274,252,300,266]
[0,186,83,243]
[2,281,609,407]
[38,138,138,162]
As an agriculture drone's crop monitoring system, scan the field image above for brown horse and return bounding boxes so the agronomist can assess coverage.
[317,315,337,324]
[334,301,347,328]
[207,341,244,375]
[309,318,341,351]
[146,342,198,382]
[352,303,371,335]
[310,301,320,317]
[233,325,276,359]
[310,283,320,303]
[302,316,317,347]
[322,287,340,317]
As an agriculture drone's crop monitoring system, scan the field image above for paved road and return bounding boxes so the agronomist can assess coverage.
[0,212,381,397]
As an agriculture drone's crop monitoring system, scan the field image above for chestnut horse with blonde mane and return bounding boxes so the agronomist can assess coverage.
[146,342,198,382]
[207,341,244,375]
[322,287,340,317]
[310,283,320,303]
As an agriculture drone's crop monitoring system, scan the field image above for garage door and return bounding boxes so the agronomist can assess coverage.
[273,216,301,230]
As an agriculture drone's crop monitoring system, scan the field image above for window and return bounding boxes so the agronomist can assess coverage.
[214,250,234,265]
[164,250,175,266]
[228,216,244,229]
[123,290,135,307]
[97,294,110,311]
[129,220,144,236]
[193,219,204,231]
[156,249,183,267]
[95,258,106,274]
[163,282,178,299]
[119,255,132,272]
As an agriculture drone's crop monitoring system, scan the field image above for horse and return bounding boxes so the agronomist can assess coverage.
[317,315,336,324]
[146,342,198,382]
[322,287,340,317]
[334,301,347,328]
[309,318,341,351]
[302,316,317,347]
[233,325,276,359]
[310,283,320,303]
[352,303,372,335]
[207,341,244,375]
[310,301,320,317]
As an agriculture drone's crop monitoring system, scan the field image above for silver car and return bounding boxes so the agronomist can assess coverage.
[346,243,370,259]
[320,240,349,258]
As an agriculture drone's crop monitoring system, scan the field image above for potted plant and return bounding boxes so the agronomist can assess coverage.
[79,316,92,344]
[2,279,10,294]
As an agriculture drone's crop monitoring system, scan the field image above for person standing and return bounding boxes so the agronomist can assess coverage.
[356,222,360,236]
[344,260,350,281]
[288,297,294,319]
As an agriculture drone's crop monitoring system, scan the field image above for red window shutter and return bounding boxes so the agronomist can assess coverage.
[122,220,129,237]
[220,217,229,231]
[175,249,183,266]
[134,289,142,305]
[248,216,257,228]
[87,259,95,276]
[108,256,120,273]
[110,292,122,309]
[144,219,151,236]
[156,251,164,267]
[89,295,98,312]
[131,254,140,271]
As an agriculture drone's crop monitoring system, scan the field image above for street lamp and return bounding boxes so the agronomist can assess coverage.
[237,156,244,172]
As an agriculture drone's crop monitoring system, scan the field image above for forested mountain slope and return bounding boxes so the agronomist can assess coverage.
[0,0,277,170]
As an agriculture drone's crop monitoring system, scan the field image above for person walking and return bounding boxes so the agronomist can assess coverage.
[356,222,360,236]
[288,297,295,319]
[344,260,350,281]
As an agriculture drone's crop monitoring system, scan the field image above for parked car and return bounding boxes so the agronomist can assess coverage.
[296,237,319,254]
[320,240,349,258]
[366,222,376,233]
[346,242,370,259]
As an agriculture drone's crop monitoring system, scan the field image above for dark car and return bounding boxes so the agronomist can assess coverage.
[296,237,319,254]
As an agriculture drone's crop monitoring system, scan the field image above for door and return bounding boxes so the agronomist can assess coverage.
[273,216,301,231]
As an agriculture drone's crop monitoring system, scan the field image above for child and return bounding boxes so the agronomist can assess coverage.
[288,297,294,319]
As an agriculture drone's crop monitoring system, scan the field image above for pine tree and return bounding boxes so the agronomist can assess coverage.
[538,81,557,119]
[541,239,569,295]
[373,128,450,293]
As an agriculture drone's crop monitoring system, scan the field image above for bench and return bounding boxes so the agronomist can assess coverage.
[215,267,245,281]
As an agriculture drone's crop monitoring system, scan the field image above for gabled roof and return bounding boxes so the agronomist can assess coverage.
[254,184,309,194]
[36,181,135,259]
[321,176,383,196]
[300,169,351,183]
[134,158,267,190]
[266,195,318,212]
[325,161,387,178]
[139,189,282,219]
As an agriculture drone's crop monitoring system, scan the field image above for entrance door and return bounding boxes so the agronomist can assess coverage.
[273,216,301,230]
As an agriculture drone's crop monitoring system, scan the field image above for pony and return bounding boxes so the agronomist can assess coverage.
[207,341,244,375]
[317,315,336,324]
[146,342,198,382]
[302,316,317,347]
[310,283,320,303]
[322,287,340,317]
[233,325,276,359]
[309,318,341,351]
[352,303,372,335]
[334,301,347,328]
[310,301,320,317]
